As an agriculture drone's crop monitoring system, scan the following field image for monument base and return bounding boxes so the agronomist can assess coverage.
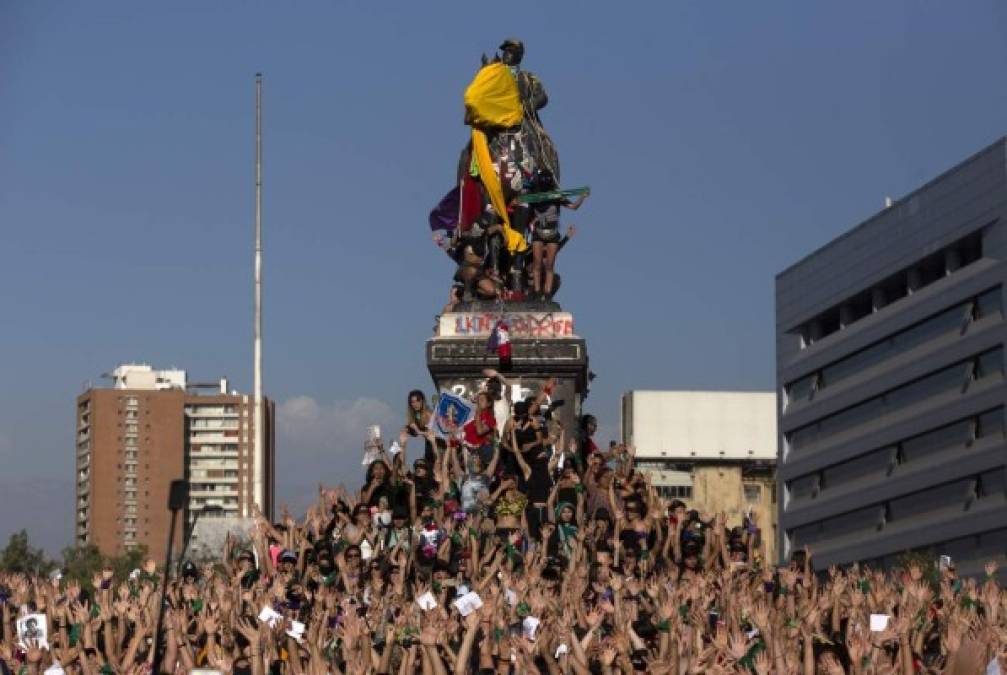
[426,301,589,434]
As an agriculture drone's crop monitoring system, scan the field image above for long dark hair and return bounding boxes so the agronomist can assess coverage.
[406,389,431,427]
[366,460,391,485]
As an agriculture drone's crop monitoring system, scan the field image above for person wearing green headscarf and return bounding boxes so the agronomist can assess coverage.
[547,483,585,558]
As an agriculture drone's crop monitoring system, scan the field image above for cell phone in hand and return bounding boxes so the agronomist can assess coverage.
[939,555,952,571]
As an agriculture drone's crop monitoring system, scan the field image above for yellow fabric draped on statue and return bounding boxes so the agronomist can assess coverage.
[463,62,523,128]
[470,128,527,253]
[464,63,528,253]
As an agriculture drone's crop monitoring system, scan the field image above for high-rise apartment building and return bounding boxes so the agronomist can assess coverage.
[75,364,274,560]
[776,138,1007,575]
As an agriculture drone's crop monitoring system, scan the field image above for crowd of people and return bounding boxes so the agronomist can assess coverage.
[3,381,1007,674]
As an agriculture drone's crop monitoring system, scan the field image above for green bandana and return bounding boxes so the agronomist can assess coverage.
[738,641,766,669]
[554,501,576,521]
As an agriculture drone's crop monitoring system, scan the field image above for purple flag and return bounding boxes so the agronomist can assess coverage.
[429,186,460,232]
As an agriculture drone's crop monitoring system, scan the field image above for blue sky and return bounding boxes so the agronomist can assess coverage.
[3,1,1007,553]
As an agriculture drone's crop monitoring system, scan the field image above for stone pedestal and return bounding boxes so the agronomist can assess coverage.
[426,301,590,433]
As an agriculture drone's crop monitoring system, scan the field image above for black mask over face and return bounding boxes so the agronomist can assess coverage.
[501,46,523,67]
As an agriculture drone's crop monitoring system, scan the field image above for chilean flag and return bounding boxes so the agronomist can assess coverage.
[488,320,512,372]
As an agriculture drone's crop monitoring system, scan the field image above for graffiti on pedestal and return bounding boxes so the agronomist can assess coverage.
[440,312,574,338]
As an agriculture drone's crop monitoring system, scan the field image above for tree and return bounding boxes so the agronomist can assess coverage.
[0,530,55,575]
[61,544,104,593]
[60,544,150,595]
[109,544,148,581]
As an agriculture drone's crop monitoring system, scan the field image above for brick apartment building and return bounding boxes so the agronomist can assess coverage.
[74,364,274,561]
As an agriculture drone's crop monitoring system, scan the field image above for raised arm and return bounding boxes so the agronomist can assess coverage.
[510,427,532,482]
[485,442,501,477]
[546,484,560,523]
[528,378,556,417]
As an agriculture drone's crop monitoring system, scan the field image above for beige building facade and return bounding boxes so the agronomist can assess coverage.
[622,390,778,564]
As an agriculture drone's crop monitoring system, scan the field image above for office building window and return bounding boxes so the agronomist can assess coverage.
[786,286,1001,406]
[793,230,984,348]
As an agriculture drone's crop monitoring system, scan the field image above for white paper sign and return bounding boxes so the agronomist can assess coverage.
[416,592,438,611]
[258,606,282,628]
[452,591,483,617]
[522,616,541,640]
[869,614,890,632]
[505,588,518,607]
[286,620,306,642]
[17,613,48,649]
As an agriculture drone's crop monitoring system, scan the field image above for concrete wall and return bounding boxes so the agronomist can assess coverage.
[622,390,776,461]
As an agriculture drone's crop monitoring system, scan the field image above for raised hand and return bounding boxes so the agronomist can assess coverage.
[235,616,259,645]
[25,640,44,665]
[727,630,749,661]
[201,610,219,636]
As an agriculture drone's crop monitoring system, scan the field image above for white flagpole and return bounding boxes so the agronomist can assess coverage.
[253,73,265,517]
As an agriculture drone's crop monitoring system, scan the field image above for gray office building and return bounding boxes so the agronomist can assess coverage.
[776,138,1007,575]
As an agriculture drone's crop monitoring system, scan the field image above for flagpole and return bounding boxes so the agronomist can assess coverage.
[253,73,265,518]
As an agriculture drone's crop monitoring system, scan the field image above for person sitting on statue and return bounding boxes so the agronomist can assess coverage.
[451,225,498,301]
[479,203,507,286]
[529,169,588,300]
